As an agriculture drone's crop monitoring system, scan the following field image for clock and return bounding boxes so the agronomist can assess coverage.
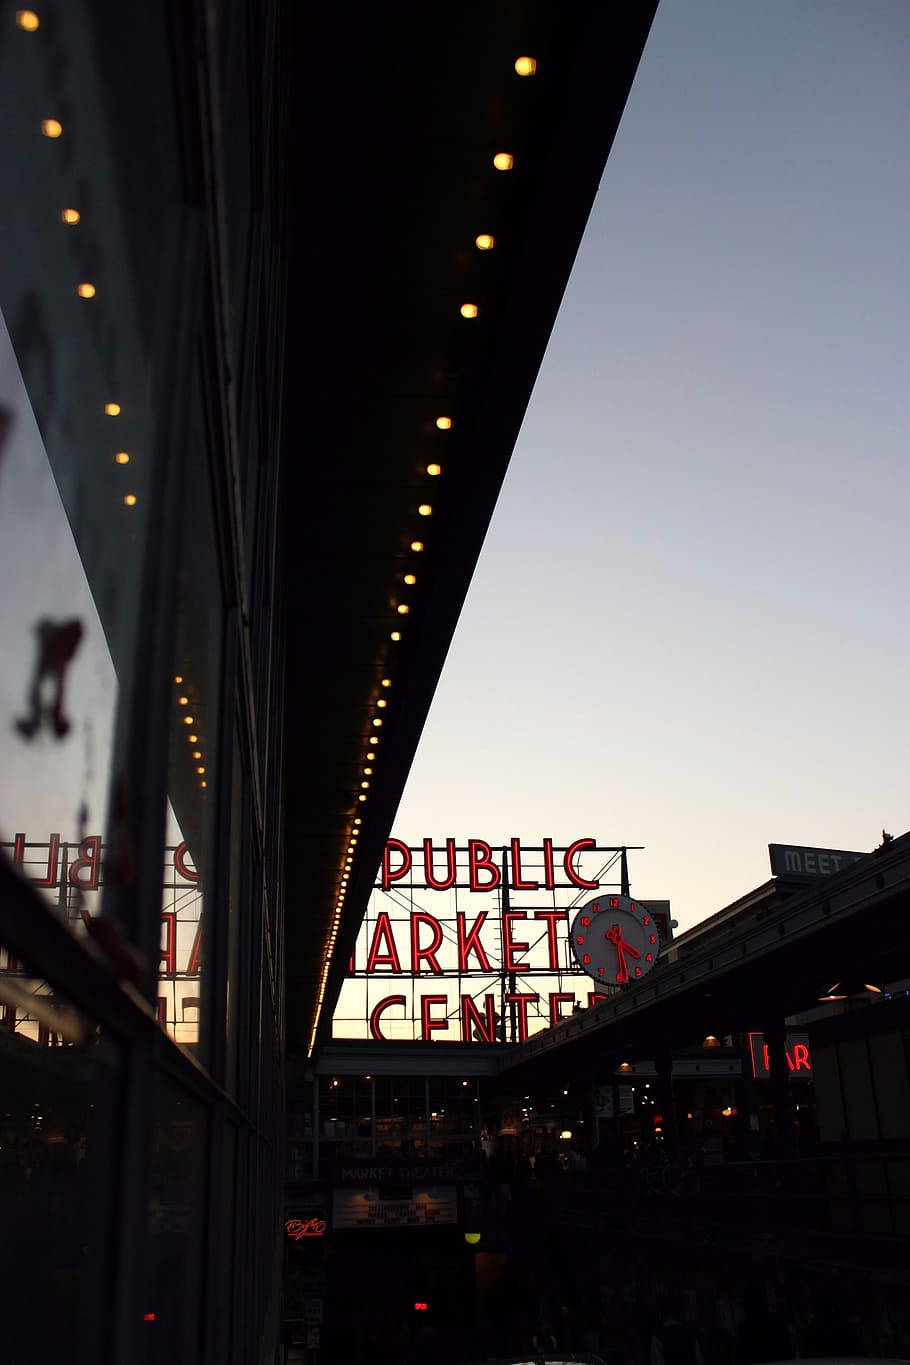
[569,894,660,985]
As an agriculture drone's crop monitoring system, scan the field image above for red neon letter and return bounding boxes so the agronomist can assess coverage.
[68,835,101,891]
[187,917,203,975]
[420,994,449,1040]
[461,993,497,1042]
[32,834,60,888]
[549,993,575,1028]
[564,838,598,889]
[534,911,567,969]
[423,838,456,890]
[370,995,406,1040]
[381,839,412,891]
[503,912,530,970]
[174,842,199,883]
[160,912,176,976]
[410,913,444,974]
[504,993,537,1042]
[542,838,556,890]
[348,951,356,973]
[588,991,608,1008]
[12,833,26,868]
[510,838,538,891]
[792,1042,811,1071]
[457,912,492,972]
[468,840,500,891]
[366,912,402,973]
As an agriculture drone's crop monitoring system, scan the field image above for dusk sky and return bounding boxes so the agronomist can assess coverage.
[393,0,910,933]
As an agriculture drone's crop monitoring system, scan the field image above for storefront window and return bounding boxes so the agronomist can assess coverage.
[159,397,224,1057]
[142,1074,207,1364]
[0,2,184,941]
[0,938,117,1361]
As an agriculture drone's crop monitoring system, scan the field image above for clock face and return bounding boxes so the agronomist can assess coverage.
[569,894,660,986]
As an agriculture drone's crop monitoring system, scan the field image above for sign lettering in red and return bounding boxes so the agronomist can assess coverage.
[748,1031,813,1078]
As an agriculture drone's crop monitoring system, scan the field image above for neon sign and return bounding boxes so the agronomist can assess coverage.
[285,1217,326,1240]
[748,1031,812,1078]
[335,841,665,1044]
[382,837,599,893]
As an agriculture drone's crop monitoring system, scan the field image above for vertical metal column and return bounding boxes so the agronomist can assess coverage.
[312,1074,319,1178]
[370,1076,376,1157]
[425,1077,431,1156]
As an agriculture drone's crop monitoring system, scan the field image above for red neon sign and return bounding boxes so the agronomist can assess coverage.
[748,1032,812,1078]
[380,837,601,893]
[414,1303,428,1312]
[285,1217,326,1240]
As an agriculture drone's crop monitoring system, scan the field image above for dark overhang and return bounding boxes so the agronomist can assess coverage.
[279,3,658,1056]
[498,832,910,1081]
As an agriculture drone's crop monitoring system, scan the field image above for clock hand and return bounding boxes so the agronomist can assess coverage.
[606,923,630,983]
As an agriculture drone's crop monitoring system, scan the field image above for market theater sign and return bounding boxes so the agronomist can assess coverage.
[339,839,667,1044]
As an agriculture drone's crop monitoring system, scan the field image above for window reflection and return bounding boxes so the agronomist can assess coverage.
[0,940,115,1362]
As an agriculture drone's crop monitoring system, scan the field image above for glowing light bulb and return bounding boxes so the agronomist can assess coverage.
[361,781,369,790]
[77,282,96,298]
[16,11,41,31]
[197,766,205,775]
[404,574,417,585]
[493,152,514,171]
[460,303,478,319]
[188,734,198,743]
[397,603,409,615]
[377,700,387,709]
[427,463,442,477]
[174,675,183,684]
[200,781,207,789]
[514,56,537,76]
[435,416,452,430]
[372,718,383,727]
[354,818,362,825]
[178,696,189,705]
[390,630,401,641]
[193,751,202,759]
[358,794,367,802]
[114,451,130,464]
[418,504,432,517]
[123,493,137,506]
[183,716,194,725]
[381,678,391,687]
[105,402,121,416]
[475,234,495,250]
[61,208,80,225]
[41,119,62,138]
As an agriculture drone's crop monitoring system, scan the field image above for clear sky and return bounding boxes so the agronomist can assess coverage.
[392,0,910,934]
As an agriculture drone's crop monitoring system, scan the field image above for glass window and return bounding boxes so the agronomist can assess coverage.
[159,397,224,1059]
[0,1,180,891]
[0,938,118,1362]
[141,1074,207,1363]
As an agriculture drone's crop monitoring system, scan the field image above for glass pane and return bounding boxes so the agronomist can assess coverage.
[142,1074,207,1362]
[159,398,224,1058]
[0,2,179,883]
[0,939,117,1362]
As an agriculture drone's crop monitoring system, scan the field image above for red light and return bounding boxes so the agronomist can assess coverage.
[143,1313,156,1322]
[649,934,657,944]
[576,935,585,945]
[414,1302,428,1312]
[580,916,590,927]
[582,954,590,965]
